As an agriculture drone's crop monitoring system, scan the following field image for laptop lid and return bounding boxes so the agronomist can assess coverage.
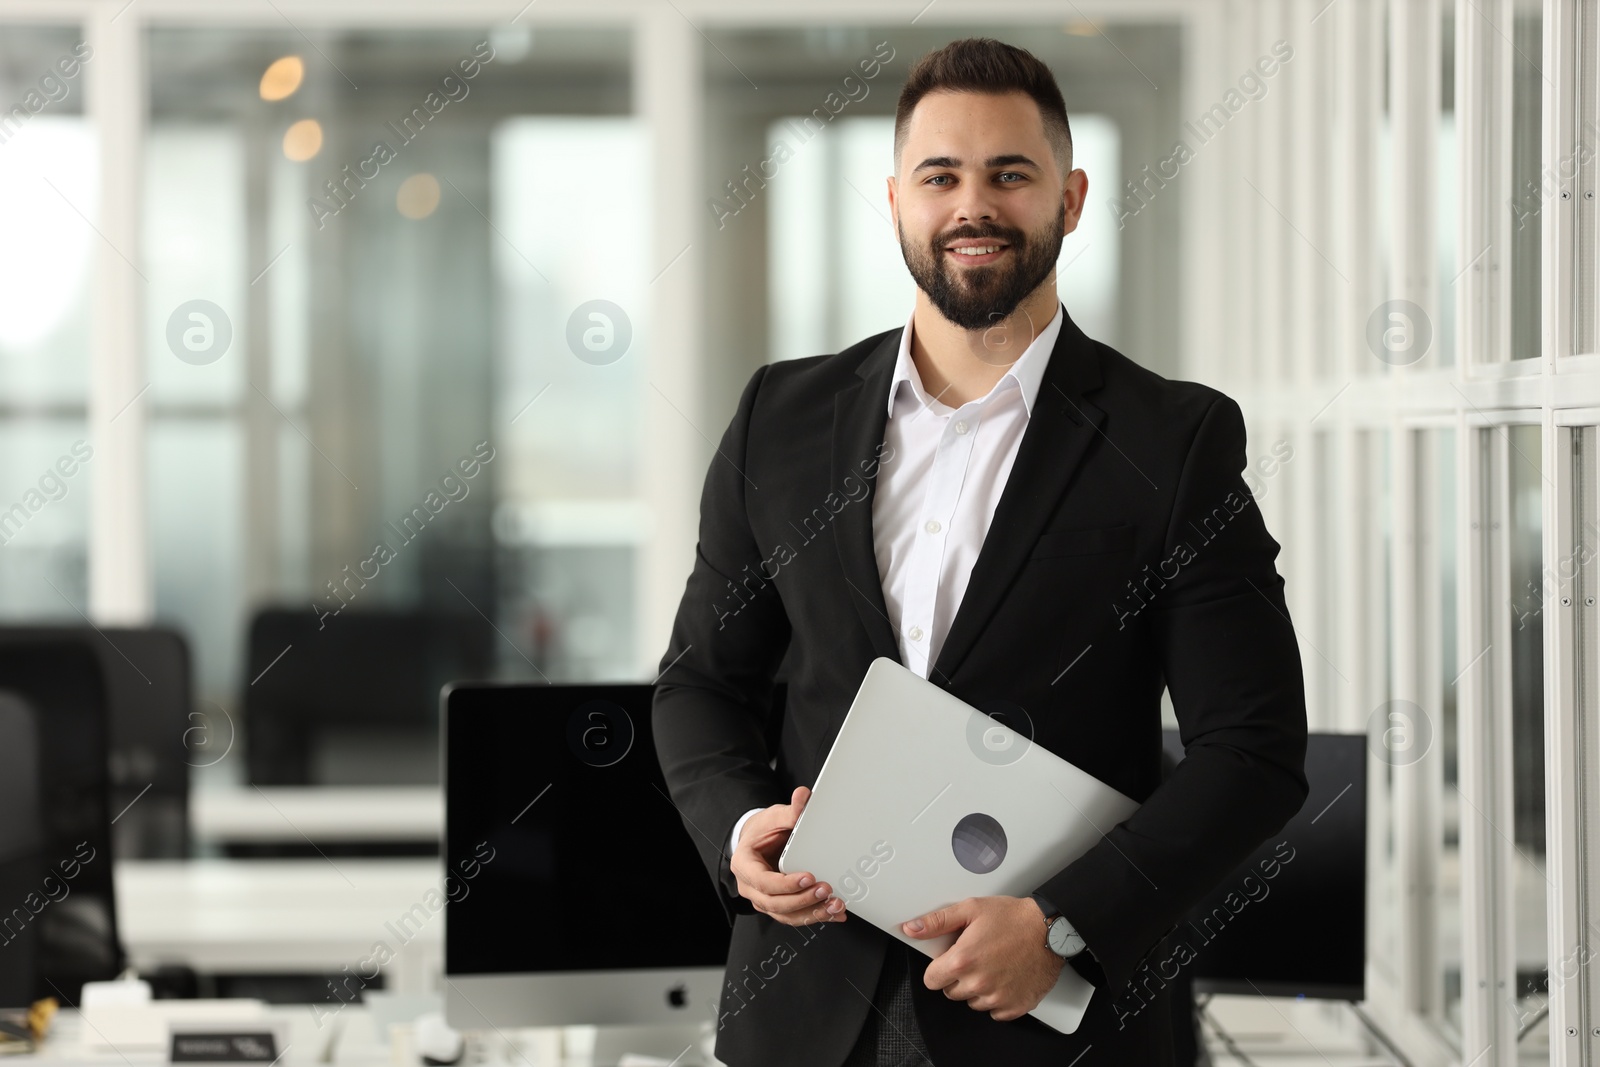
[778,657,1139,1034]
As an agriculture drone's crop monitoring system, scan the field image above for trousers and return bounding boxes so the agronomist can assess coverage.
[840,941,935,1067]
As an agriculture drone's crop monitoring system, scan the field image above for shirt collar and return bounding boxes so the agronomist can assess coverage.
[887,301,1064,420]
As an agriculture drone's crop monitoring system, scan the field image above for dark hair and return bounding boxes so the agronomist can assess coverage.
[893,37,1072,180]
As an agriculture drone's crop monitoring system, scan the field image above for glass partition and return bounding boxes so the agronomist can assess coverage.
[0,24,93,619]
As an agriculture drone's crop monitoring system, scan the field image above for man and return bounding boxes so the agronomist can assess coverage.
[652,37,1308,1067]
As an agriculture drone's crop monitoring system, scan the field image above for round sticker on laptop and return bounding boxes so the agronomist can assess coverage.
[951,812,1007,874]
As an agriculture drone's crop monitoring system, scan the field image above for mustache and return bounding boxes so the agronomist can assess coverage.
[935,227,1023,248]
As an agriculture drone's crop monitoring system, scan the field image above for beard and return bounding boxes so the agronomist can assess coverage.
[899,200,1066,332]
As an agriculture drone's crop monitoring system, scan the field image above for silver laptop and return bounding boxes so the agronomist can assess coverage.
[778,657,1140,1034]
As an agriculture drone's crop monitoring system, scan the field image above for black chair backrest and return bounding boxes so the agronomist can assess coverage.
[0,638,123,1004]
[0,626,193,860]
[245,607,494,785]
[0,691,44,1009]
[98,627,192,860]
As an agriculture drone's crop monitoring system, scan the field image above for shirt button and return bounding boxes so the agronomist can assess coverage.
[924,519,941,534]
[954,421,969,435]
[908,626,924,642]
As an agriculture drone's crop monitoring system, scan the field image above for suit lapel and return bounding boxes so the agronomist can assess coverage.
[931,310,1106,683]
[829,305,1108,684]
[831,330,903,666]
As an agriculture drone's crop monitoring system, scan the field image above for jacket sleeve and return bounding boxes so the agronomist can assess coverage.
[651,363,794,927]
[1030,393,1310,996]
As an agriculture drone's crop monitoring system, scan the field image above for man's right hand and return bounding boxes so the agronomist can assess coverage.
[731,786,848,927]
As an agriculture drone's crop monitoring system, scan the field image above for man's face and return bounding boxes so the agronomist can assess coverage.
[890,90,1082,332]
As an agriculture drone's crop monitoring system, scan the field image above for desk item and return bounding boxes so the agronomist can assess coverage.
[0,998,56,1055]
[79,973,151,1008]
[412,1012,463,1065]
[777,657,1140,1034]
[169,1024,283,1063]
[80,999,268,1053]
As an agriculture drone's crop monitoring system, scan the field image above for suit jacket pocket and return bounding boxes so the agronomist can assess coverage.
[1028,523,1136,560]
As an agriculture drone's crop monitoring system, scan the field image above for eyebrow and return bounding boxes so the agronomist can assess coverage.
[911,153,1040,173]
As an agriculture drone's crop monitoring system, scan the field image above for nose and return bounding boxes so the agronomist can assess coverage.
[954,183,1000,227]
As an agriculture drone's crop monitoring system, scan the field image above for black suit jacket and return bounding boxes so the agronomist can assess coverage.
[652,306,1309,1066]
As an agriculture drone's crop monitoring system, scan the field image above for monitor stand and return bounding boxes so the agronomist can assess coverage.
[572,1021,722,1066]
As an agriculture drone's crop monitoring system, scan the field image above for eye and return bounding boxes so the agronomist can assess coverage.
[997,172,1027,183]
[925,174,953,186]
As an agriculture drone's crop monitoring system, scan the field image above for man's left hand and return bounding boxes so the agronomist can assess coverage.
[901,896,1065,1022]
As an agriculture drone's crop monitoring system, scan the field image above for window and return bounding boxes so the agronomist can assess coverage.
[0,24,93,620]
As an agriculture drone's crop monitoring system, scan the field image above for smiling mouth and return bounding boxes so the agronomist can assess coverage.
[946,245,1009,264]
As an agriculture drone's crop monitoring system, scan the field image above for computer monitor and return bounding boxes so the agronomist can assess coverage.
[442,682,731,1034]
[1161,729,1367,1000]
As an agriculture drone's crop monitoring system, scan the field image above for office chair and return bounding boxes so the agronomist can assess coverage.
[97,627,192,860]
[0,638,125,1005]
[0,626,193,860]
[0,691,44,1009]
[244,606,494,786]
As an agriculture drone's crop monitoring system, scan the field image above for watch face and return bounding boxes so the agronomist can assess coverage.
[1047,917,1084,958]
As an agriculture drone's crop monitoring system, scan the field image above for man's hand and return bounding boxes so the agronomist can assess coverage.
[731,786,848,927]
[902,896,1065,1021]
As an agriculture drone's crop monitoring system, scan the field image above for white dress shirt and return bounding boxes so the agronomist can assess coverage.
[729,302,1065,855]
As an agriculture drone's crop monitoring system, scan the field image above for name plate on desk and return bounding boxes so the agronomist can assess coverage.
[170,1030,279,1062]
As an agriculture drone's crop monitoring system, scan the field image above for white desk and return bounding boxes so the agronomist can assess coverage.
[30,1000,1398,1067]
[189,787,442,845]
[32,1006,590,1066]
[114,859,443,994]
[110,860,1401,1065]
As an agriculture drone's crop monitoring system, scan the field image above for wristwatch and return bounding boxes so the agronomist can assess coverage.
[1030,893,1086,960]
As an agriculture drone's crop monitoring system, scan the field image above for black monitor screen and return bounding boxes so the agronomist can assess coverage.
[444,683,732,976]
[1161,730,1367,1000]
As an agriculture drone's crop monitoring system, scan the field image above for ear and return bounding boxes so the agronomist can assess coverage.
[1062,168,1088,237]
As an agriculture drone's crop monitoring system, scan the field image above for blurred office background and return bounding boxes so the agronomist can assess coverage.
[0,0,1591,1062]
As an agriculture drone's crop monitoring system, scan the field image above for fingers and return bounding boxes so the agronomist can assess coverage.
[735,852,815,900]
[731,785,846,926]
[934,973,978,1003]
[902,898,967,939]
[937,975,1003,1012]
[767,890,847,926]
[734,853,848,925]
[737,787,810,853]
[735,858,848,924]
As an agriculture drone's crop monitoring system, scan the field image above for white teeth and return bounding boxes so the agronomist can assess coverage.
[951,246,1002,255]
